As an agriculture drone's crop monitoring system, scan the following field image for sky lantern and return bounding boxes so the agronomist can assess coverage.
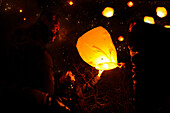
[118,36,124,42]
[19,9,23,13]
[69,1,73,5]
[144,16,155,24]
[127,1,134,7]
[156,7,167,18]
[102,7,114,18]
[76,26,118,70]
[164,25,170,28]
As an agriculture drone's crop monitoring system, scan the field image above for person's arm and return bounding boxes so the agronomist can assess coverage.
[82,70,104,92]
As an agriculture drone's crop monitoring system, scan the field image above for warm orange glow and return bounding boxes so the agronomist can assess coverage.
[19,9,23,13]
[144,16,155,24]
[164,25,170,28]
[118,36,124,42]
[102,7,114,18]
[23,18,26,21]
[127,1,134,7]
[69,1,73,5]
[156,7,167,18]
[76,26,118,70]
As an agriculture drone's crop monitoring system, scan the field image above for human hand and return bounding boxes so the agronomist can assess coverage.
[47,96,71,112]
[117,62,125,68]
[56,98,71,112]
[97,70,104,77]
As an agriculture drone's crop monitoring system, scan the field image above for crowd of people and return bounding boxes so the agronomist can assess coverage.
[0,11,104,113]
[2,8,170,113]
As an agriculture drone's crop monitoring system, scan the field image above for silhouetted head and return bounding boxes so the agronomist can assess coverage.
[39,10,60,44]
[57,71,76,90]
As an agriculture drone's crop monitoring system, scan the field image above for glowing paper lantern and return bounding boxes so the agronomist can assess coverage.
[156,7,167,18]
[127,1,134,7]
[102,7,114,18]
[144,16,155,24]
[19,9,23,13]
[76,26,118,70]
[69,1,73,5]
[118,36,124,42]
[164,25,170,28]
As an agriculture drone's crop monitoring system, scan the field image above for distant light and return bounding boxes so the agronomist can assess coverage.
[23,18,26,21]
[102,7,114,18]
[156,7,167,18]
[127,1,134,7]
[118,36,124,42]
[164,25,170,28]
[7,7,11,10]
[19,9,23,13]
[69,1,73,5]
[144,16,155,24]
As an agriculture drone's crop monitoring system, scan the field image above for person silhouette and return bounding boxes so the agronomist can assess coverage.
[0,11,63,112]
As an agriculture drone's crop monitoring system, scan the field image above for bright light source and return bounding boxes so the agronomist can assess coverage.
[103,63,109,69]
[118,36,124,42]
[127,1,134,7]
[164,25,170,28]
[144,16,155,24]
[19,9,23,13]
[156,7,167,18]
[69,1,73,5]
[102,7,114,18]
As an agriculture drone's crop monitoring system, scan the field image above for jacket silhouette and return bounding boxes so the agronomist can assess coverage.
[0,11,59,112]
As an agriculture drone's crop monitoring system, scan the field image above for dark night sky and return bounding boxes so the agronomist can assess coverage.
[0,0,170,72]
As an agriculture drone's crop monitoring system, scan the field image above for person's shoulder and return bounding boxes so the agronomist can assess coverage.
[42,50,53,67]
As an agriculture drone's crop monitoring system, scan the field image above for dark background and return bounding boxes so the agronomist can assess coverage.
[0,0,170,112]
[0,0,169,72]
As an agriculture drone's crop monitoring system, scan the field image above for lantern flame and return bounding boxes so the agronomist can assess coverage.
[96,62,117,70]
